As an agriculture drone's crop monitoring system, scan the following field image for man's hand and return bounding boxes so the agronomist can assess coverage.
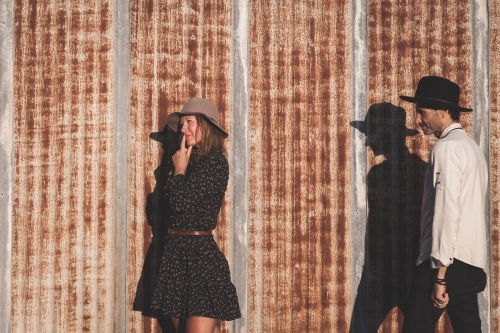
[172,135,192,175]
[431,282,449,308]
[430,265,449,308]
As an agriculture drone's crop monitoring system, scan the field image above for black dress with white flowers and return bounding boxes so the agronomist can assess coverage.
[151,152,241,321]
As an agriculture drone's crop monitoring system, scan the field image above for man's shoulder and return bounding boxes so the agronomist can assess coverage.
[436,129,475,149]
[431,135,465,161]
[433,129,485,166]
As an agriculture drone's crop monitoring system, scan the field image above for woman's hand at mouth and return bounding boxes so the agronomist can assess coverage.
[172,135,192,175]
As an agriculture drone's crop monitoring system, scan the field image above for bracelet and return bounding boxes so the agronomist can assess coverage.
[434,278,446,285]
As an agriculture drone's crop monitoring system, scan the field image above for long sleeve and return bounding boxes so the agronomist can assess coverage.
[417,123,488,270]
[430,143,462,267]
[165,152,229,231]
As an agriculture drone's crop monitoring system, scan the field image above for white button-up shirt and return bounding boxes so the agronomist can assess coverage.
[417,123,488,269]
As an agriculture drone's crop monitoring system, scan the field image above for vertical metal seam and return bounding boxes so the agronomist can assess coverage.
[471,1,491,332]
[0,0,14,332]
[351,0,368,330]
[114,0,130,331]
[232,0,249,332]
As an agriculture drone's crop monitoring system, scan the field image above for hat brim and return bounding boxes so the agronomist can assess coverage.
[350,121,367,134]
[350,120,419,136]
[150,124,177,144]
[166,111,228,138]
[399,95,472,112]
[150,131,166,143]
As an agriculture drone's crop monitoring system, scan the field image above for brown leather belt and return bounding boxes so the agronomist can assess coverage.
[168,229,212,236]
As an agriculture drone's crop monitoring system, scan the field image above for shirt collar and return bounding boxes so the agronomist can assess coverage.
[439,123,462,139]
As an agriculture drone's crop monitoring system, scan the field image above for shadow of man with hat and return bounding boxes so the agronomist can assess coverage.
[350,102,427,332]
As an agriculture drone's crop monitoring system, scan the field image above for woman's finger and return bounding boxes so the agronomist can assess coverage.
[179,134,186,150]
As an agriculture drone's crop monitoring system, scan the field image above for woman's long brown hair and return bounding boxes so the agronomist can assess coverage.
[190,115,227,162]
[169,114,227,170]
[165,115,226,179]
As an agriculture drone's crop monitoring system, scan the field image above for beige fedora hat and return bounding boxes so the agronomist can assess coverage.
[166,98,228,138]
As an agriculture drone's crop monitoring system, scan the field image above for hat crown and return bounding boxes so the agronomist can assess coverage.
[399,76,472,111]
[414,76,460,106]
[181,98,220,123]
[165,97,228,137]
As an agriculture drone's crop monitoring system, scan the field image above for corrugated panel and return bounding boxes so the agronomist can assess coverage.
[127,1,233,332]
[365,1,472,332]
[11,1,116,332]
[489,1,500,332]
[249,1,352,332]
[6,1,499,333]
[0,0,14,331]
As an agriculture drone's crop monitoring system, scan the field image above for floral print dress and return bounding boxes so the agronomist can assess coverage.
[151,152,241,321]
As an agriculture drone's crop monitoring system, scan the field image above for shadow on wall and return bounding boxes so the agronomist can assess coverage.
[350,103,427,332]
[133,124,177,333]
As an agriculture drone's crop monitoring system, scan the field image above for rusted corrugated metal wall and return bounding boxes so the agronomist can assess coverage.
[490,1,500,333]
[10,1,116,332]
[0,0,14,330]
[1,0,498,332]
[248,0,352,332]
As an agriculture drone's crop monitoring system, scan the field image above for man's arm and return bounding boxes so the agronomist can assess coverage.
[429,142,462,308]
[430,143,462,267]
[432,266,449,308]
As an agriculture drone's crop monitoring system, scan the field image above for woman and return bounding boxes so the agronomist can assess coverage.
[150,98,241,333]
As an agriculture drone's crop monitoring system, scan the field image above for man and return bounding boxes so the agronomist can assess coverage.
[399,76,488,333]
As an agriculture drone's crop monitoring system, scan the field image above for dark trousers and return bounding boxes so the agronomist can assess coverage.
[401,259,486,333]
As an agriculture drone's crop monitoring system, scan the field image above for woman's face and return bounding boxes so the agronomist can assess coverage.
[180,115,202,146]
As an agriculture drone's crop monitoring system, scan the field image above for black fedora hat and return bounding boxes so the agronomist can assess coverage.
[400,76,472,112]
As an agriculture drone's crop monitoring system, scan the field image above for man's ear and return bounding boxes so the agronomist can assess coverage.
[438,109,450,119]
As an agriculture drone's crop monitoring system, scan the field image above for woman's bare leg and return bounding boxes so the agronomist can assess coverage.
[185,316,218,333]
[169,316,217,333]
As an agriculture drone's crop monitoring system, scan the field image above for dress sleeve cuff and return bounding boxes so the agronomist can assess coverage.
[169,174,185,183]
